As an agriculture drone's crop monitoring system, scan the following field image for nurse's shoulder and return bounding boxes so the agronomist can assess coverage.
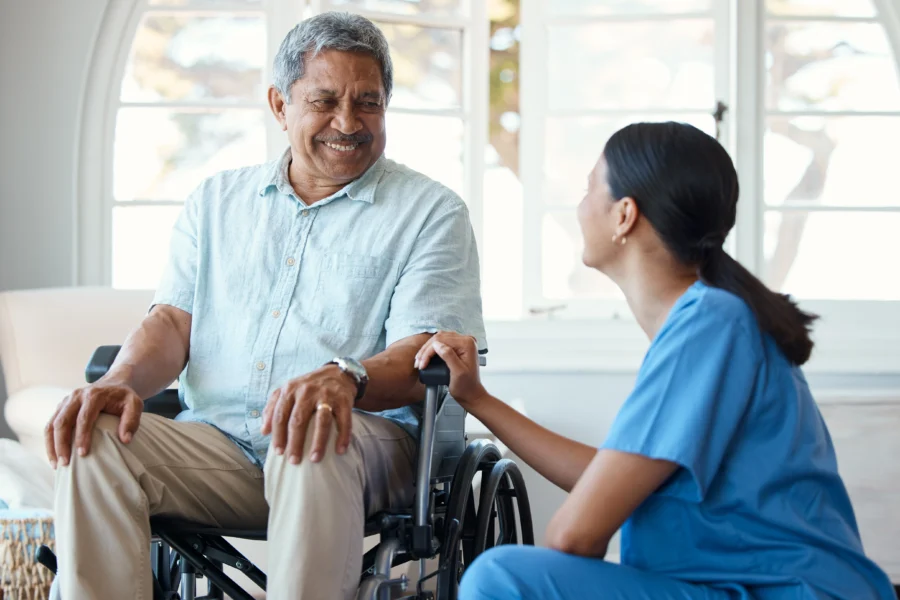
[681,282,766,350]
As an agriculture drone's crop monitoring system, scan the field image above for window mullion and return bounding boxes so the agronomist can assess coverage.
[713,0,733,156]
[520,0,548,315]
[733,0,765,277]
[264,0,304,161]
[463,0,488,256]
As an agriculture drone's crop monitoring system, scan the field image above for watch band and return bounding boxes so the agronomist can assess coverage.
[327,357,368,403]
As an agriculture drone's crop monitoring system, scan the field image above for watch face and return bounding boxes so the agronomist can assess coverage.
[340,357,368,382]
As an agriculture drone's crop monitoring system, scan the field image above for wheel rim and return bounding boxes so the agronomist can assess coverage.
[472,459,532,556]
[436,440,502,600]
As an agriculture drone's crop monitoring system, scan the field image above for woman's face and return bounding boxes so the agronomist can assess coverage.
[577,155,621,271]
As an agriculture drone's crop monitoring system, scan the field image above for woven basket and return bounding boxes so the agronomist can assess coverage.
[0,516,55,600]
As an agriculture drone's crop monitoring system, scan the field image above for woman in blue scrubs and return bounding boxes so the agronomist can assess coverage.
[415,122,895,599]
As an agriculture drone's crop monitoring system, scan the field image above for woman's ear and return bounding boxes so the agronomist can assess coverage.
[615,197,640,238]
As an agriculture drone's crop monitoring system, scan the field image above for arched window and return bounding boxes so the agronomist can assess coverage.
[79,0,900,371]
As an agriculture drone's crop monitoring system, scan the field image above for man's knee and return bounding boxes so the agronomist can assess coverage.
[92,413,122,437]
[263,418,361,487]
[57,413,147,484]
[57,414,122,471]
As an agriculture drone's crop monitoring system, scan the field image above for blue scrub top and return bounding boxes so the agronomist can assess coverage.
[601,281,894,600]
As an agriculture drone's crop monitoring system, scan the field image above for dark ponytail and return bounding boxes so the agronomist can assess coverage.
[604,122,818,365]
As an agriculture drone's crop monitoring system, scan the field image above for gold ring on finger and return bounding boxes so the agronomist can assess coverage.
[316,403,333,415]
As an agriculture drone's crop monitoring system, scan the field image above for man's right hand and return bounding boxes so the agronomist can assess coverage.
[45,381,143,469]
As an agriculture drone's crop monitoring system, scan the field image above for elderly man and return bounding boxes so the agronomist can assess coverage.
[45,12,485,600]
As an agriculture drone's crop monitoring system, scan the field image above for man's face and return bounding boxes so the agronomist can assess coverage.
[270,49,387,185]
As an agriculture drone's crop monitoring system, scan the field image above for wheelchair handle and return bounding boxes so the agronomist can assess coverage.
[418,352,487,388]
[418,356,450,386]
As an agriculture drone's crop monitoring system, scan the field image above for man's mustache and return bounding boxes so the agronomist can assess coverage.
[315,133,373,144]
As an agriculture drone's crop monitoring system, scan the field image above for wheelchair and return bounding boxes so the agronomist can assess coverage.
[37,345,534,600]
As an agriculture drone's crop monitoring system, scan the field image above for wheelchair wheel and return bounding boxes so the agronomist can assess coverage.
[472,458,534,556]
[435,439,520,600]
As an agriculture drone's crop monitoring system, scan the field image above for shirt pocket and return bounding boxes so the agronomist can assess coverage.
[311,252,397,337]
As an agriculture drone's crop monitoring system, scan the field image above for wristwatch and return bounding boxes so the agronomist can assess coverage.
[328,357,368,403]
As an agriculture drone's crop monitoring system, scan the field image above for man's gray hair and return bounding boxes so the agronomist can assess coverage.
[273,12,393,103]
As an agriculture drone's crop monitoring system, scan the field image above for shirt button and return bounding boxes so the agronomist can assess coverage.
[256,361,266,371]
[249,409,260,418]
[286,257,296,266]
[272,309,281,318]
[301,210,309,217]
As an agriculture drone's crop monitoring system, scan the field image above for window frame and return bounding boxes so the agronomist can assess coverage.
[309,0,490,245]
[520,0,732,319]
[77,0,900,374]
[77,0,276,287]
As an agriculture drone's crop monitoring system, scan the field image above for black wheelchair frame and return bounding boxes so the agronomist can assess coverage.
[38,346,534,600]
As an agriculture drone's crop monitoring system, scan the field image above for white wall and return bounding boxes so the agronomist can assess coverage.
[0,0,111,437]
[482,370,900,559]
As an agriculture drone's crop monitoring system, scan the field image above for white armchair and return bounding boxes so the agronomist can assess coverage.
[0,287,154,460]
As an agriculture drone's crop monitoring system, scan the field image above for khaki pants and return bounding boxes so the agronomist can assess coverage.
[50,411,416,600]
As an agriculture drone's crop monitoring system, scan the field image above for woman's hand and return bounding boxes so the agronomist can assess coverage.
[415,332,488,407]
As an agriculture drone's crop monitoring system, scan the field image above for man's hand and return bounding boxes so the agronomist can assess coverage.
[45,381,144,469]
[261,365,357,464]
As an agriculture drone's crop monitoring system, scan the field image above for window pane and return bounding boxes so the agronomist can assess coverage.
[385,112,463,195]
[765,117,900,207]
[545,115,717,206]
[330,0,459,15]
[766,22,900,111]
[548,20,715,111]
[121,13,265,103]
[550,0,710,16]
[765,0,876,17]
[114,108,266,201]
[112,206,183,290]
[542,212,622,300]
[763,211,900,300]
[378,23,462,110]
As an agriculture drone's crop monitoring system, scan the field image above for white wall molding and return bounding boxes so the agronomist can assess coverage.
[76,0,142,286]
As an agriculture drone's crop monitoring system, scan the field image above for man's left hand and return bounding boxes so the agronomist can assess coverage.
[261,365,357,464]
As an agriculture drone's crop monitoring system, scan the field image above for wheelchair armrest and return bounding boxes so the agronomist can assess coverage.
[86,345,184,419]
[145,390,183,420]
[86,345,122,383]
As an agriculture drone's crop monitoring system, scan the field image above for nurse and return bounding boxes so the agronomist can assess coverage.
[415,122,895,599]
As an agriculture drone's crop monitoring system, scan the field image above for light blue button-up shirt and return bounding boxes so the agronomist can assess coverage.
[152,148,486,466]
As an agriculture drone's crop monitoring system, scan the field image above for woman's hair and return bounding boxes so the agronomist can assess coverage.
[603,122,817,365]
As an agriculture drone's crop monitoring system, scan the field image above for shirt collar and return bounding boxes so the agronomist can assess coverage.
[257,147,386,205]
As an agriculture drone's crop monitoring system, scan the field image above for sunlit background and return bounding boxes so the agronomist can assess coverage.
[111,0,900,318]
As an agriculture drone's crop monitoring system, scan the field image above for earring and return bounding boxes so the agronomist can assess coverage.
[611,234,618,243]
[621,236,627,245]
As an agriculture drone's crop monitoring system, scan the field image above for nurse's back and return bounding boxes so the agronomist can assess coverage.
[618,282,895,600]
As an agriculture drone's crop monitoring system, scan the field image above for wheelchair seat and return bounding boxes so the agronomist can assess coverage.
[37,345,535,600]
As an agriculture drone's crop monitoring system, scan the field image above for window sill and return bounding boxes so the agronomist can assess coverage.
[483,302,900,375]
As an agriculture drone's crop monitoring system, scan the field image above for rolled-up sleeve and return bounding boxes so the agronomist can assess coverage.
[384,199,487,351]
[151,184,202,314]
